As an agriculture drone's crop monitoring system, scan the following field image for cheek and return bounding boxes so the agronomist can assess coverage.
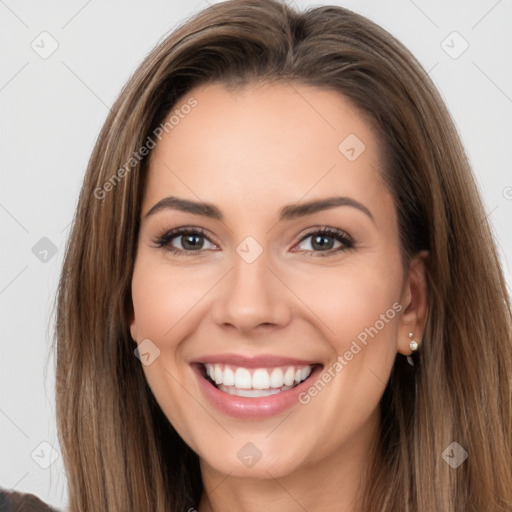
[130,258,202,434]
[130,256,218,405]
[131,257,213,340]
[290,256,403,401]
[293,259,402,346]
[290,266,402,439]
[333,274,399,346]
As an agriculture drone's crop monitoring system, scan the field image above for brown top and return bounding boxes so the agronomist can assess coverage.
[0,489,60,512]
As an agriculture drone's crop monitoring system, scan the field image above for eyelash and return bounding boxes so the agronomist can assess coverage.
[152,226,356,258]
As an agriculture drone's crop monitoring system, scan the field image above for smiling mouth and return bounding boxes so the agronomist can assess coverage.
[199,363,320,398]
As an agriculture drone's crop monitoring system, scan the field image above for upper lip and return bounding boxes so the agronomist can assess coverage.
[191,353,321,368]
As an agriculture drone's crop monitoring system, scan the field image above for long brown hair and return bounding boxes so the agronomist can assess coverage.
[55,1,512,510]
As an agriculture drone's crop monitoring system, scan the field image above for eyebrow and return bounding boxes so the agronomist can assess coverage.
[144,195,375,223]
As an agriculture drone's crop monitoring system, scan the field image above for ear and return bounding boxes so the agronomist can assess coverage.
[397,250,429,355]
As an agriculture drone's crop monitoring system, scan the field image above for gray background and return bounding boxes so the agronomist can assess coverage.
[1,0,511,509]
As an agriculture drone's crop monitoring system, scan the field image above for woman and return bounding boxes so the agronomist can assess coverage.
[54,0,512,510]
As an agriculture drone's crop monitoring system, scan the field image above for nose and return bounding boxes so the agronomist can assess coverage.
[210,247,292,335]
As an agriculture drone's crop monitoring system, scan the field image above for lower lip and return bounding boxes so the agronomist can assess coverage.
[192,364,322,419]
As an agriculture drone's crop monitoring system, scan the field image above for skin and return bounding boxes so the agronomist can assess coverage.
[129,81,428,512]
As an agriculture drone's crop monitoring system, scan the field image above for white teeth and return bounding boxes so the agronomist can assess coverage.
[223,366,235,386]
[300,366,312,381]
[218,384,294,397]
[214,365,223,385]
[252,369,270,389]
[284,367,295,386]
[270,368,284,388]
[203,363,314,392]
[234,368,252,389]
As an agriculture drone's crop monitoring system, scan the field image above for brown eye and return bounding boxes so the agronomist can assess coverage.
[154,227,217,255]
[177,233,206,250]
[294,228,355,257]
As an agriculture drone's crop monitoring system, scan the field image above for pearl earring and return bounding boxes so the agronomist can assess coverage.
[409,332,418,351]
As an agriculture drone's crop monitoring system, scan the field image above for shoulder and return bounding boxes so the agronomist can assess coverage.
[0,488,60,512]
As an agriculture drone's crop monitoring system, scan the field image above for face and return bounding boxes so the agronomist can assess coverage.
[130,81,426,482]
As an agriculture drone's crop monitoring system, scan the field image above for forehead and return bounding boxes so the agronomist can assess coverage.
[144,81,389,219]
